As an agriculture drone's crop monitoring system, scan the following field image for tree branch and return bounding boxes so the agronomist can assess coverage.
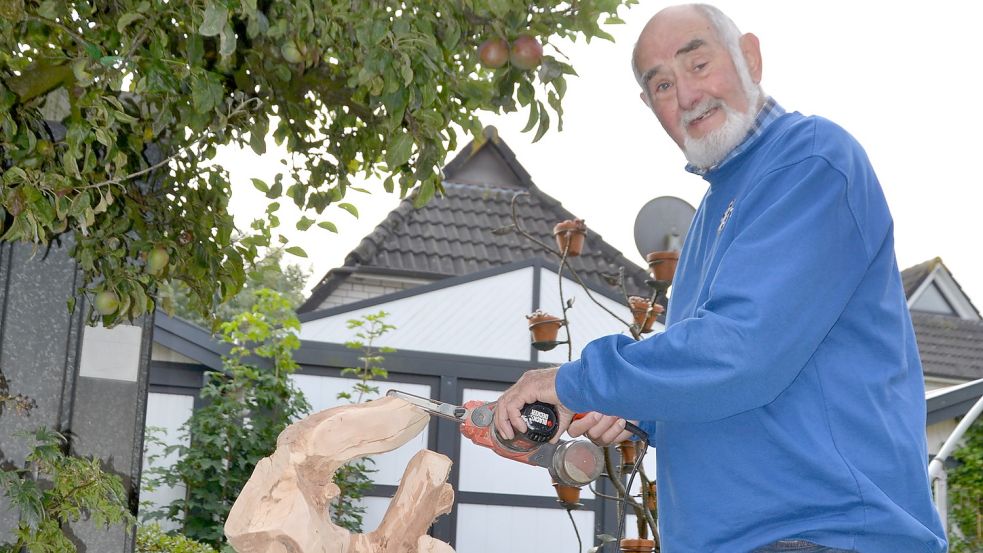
[4,61,73,103]
[293,64,377,122]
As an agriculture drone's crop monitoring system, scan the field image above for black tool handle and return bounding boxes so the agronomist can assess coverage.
[518,401,560,443]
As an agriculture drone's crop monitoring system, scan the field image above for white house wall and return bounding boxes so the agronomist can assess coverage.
[301,266,669,364]
[301,267,535,360]
[139,392,194,530]
[456,504,593,553]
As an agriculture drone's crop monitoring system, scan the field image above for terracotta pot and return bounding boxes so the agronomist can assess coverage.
[619,538,656,553]
[552,482,582,507]
[526,311,563,343]
[553,219,587,257]
[628,296,665,333]
[645,481,657,510]
[618,440,636,467]
[646,250,679,283]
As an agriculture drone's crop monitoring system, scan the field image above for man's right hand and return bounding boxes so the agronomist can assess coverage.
[567,411,636,446]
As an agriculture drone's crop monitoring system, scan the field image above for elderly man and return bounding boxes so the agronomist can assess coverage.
[493,4,947,552]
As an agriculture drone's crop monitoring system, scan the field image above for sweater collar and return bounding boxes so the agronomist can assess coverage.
[685,97,785,177]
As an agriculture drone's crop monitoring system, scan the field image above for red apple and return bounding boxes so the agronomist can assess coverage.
[478,37,509,68]
[510,34,543,71]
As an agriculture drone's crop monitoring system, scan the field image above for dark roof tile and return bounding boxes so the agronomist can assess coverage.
[912,312,983,380]
[300,127,656,312]
[901,258,939,298]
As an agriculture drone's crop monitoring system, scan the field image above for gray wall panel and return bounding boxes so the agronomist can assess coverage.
[0,241,150,552]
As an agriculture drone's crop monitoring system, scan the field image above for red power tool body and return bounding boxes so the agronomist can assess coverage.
[387,390,604,486]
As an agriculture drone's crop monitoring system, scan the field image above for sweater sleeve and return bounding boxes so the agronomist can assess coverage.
[556,156,875,423]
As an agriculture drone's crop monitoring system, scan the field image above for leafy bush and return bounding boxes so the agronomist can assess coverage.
[137,523,218,553]
[0,428,133,552]
[143,289,309,546]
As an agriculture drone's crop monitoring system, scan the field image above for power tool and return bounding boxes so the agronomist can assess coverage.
[386,390,604,487]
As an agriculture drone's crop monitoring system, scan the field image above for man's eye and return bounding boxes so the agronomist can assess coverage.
[694,62,708,72]
[655,81,672,92]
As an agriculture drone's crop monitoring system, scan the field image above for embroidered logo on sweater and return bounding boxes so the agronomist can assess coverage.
[718,200,735,234]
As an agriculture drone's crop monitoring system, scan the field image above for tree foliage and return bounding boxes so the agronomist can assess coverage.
[949,420,983,552]
[331,310,395,532]
[136,523,218,553]
[159,246,308,328]
[0,0,635,325]
[143,289,309,546]
[0,428,133,553]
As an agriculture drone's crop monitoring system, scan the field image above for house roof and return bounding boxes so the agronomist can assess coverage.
[299,127,653,312]
[901,257,981,319]
[911,312,983,381]
[901,257,939,298]
[899,258,983,382]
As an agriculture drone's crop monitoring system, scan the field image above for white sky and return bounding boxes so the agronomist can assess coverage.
[221,1,983,307]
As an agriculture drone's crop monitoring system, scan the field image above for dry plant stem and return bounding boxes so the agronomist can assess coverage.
[558,244,573,361]
[565,264,635,331]
[603,446,659,543]
[509,192,562,255]
[617,267,643,340]
[507,192,634,333]
[637,469,659,546]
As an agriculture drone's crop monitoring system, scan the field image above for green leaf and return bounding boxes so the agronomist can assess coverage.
[284,246,307,258]
[338,203,358,218]
[83,42,103,61]
[219,22,237,56]
[199,1,229,37]
[413,180,435,208]
[522,101,539,133]
[251,178,268,193]
[533,107,550,143]
[296,216,314,231]
[318,221,338,233]
[385,133,413,168]
[117,12,143,33]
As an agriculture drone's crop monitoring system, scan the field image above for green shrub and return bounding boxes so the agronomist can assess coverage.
[137,523,218,553]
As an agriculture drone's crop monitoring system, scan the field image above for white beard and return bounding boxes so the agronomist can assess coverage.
[681,96,757,171]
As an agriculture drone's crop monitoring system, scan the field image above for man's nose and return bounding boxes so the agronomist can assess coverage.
[675,76,703,112]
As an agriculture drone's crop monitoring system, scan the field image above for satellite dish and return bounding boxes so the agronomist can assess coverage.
[633,196,696,258]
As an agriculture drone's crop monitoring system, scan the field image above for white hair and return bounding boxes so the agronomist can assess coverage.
[632,3,764,101]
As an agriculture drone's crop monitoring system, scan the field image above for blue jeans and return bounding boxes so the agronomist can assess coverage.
[751,539,856,552]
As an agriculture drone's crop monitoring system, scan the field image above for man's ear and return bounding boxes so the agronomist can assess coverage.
[639,90,651,108]
[739,32,763,83]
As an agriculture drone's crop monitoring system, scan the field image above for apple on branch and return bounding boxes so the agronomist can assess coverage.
[510,34,543,70]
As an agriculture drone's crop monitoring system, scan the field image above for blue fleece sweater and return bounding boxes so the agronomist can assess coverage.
[556,111,946,552]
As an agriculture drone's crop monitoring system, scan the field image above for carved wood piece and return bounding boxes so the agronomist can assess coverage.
[225,396,455,553]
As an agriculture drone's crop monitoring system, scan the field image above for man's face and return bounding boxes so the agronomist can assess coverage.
[635,7,761,167]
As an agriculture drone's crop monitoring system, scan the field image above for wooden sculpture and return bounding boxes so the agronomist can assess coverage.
[225,396,455,553]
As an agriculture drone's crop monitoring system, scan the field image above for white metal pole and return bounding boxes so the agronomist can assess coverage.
[934,469,948,532]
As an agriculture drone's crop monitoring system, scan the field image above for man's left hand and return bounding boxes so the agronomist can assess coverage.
[494,367,574,442]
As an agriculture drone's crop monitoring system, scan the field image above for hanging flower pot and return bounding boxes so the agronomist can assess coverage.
[527,310,564,350]
[646,250,679,283]
[553,218,587,257]
[552,481,582,509]
[618,439,637,468]
[628,296,665,334]
[619,538,656,553]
